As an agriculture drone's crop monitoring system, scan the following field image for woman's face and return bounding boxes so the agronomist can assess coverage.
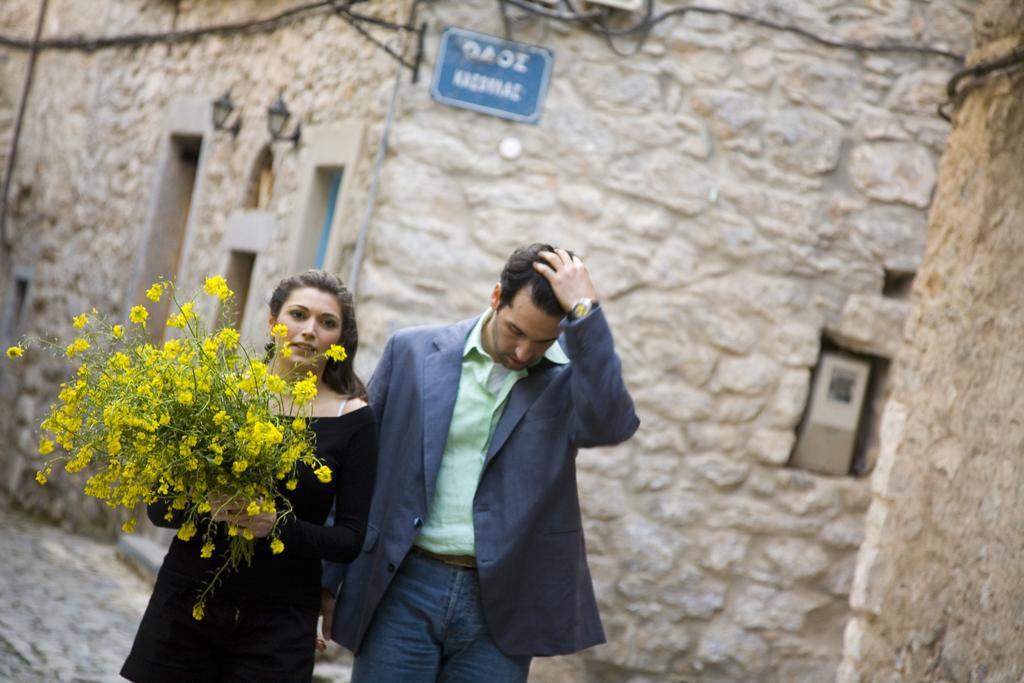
[269,286,343,360]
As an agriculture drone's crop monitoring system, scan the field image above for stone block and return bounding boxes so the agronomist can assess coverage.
[748,428,796,466]
[764,108,845,175]
[628,452,679,493]
[699,531,750,572]
[713,355,778,396]
[765,368,811,429]
[688,452,750,489]
[780,60,863,122]
[733,584,831,632]
[824,554,857,597]
[556,183,604,220]
[849,541,892,616]
[848,204,928,274]
[646,490,703,526]
[828,294,911,359]
[849,142,937,208]
[697,619,768,666]
[617,515,686,575]
[763,537,831,579]
[712,499,821,536]
[604,148,711,216]
[885,70,951,115]
[690,307,758,354]
[690,88,764,140]
[854,103,911,141]
[714,396,764,424]
[821,515,866,549]
[661,574,728,619]
[687,421,749,452]
[870,401,910,500]
[769,322,822,368]
[642,384,714,422]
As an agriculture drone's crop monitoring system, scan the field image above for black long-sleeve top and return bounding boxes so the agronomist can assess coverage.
[147,407,377,610]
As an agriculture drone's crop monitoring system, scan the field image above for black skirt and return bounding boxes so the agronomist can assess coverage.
[120,568,319,683]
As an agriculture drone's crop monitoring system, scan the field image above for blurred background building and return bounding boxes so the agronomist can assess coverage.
[4,1,1020,681]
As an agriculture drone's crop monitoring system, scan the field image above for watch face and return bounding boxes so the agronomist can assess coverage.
[572,300,592,318]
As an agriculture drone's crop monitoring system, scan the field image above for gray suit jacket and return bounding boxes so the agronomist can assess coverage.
[325,306,639,656]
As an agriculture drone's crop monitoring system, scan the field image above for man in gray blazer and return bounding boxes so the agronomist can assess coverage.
[322,243,639,682]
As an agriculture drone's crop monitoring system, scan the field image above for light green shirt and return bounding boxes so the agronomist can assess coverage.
[415,309,569,556]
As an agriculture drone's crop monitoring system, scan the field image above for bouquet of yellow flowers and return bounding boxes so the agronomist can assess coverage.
[6,276,335,619]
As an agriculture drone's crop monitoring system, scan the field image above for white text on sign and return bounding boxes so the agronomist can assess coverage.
[453,70,524,102]
[460,40,531,73]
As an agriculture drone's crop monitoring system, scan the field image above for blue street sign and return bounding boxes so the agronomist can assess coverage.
[430,27,554,125]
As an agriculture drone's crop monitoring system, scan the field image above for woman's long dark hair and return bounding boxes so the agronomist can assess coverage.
[267,269,368,400]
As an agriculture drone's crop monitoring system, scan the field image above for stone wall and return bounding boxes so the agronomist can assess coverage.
[839,2,1024,680]
[0,0,400,532]
[0,1,975,680]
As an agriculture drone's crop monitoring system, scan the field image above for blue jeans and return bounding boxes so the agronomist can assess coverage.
[351,551,532,683]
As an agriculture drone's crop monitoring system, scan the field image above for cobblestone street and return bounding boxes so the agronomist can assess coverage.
[0,508,355,683]
[0,508,150,682]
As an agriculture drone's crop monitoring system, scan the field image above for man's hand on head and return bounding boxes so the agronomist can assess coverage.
[532,248,599,313]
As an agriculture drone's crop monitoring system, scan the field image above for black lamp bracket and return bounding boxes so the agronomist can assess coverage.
[330,1,428,83]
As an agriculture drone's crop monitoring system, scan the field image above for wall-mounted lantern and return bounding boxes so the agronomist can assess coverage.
[211,90,242,138]
[267,92,301,147]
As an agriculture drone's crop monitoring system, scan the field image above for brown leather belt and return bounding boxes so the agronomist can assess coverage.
[410,545,477,569]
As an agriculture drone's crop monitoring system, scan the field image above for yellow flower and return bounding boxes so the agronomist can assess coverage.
[112,325,124,339]
[200,542,215,559]
[5,345,24,359]
[286,479,298,491]
[146,282,165,302]
[314,465,332,484]
[270,538,285,555]
[177,521,197,542]
[130,306,148,325]
[216,328,240,350]
[325,345,348,362]
[72,314,89,329]
[122,517,137,533]
[266,375,287,394]
[192,601,205,621]
[227,524,239,537]
[35,470,47,485]
[241,528,254,541]
[271,324,288,338]
[65,338,91,357]
[292,373,318,406]
[213,411,229,426]
[177,390,193,405]
[292,417,305,431]
[280,344,293,359]
[246,500,261,517]
[232,460,248,474]
[38,439,54,455]
[203,276,233,301]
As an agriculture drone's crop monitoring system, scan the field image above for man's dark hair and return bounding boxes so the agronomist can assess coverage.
[498,243,572,317]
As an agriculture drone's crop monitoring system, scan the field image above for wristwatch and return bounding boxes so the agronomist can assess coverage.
[569,297,594,321]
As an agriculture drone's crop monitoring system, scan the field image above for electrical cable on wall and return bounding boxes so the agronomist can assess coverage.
[0,0,425,78]
[500,0,964,62]
[939,45,1024,122]
[0,1,964,64]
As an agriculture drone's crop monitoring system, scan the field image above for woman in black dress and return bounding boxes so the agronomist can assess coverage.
[121,270,377,682]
